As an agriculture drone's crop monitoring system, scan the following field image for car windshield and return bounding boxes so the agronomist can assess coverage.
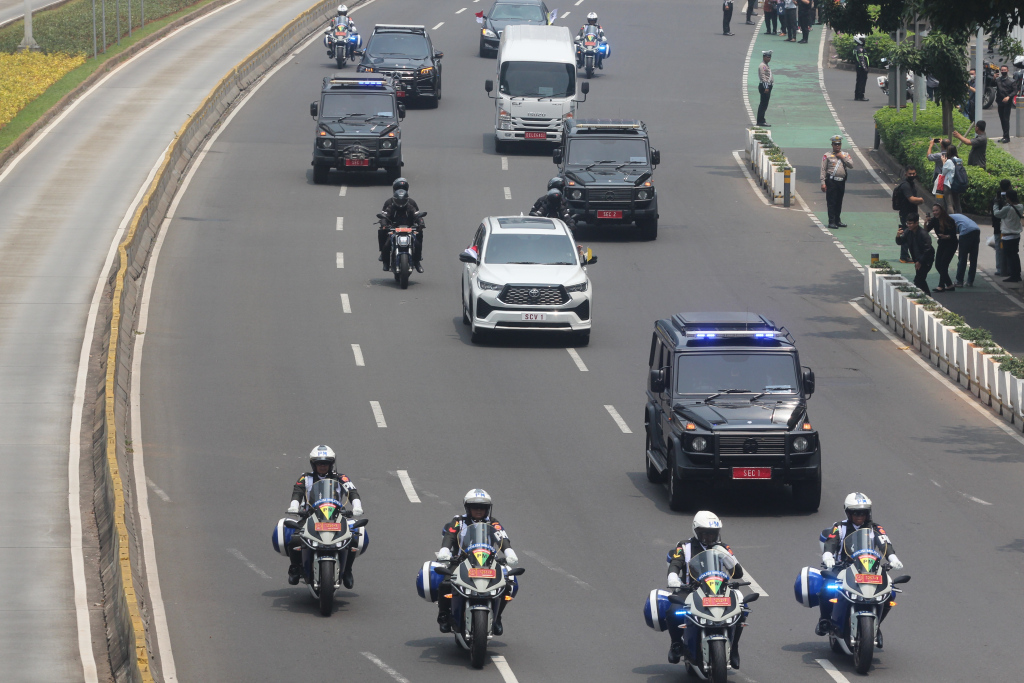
[567,138,648,166]
[321,93,395,118]
[484,233,577,265]
[499,61,575,98]
[675,353,799,395]
[366,33,430,59]
[490,3,546,21]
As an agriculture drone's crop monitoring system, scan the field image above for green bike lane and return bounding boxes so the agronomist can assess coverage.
[746,23,1024,354]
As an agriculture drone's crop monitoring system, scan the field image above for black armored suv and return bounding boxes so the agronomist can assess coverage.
[553,119,660,239]
[356,24,443,107]
[644,312,821,512]
[309,74,405,184]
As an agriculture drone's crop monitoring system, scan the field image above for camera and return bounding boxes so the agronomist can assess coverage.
[933,138,941,143]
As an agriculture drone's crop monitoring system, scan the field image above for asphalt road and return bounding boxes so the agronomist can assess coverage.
[140,1,1024,681]
[0,0,69,30]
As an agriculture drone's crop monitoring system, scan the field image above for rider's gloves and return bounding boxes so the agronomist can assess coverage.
[504,549,519,567]
[667,572,683,589]
[287,500,300,514]
[351,499,363,516]
[887,554,903,570]
[822,552,836,570]
[436,547,452,562]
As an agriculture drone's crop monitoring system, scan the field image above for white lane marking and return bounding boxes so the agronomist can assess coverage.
[340,293,352,313]
[604,405,632,433]
[816,659,852,683]
[731,150,771,207]
[503,186,511,200]
[501,156,508,170]
[931,479,942,488]
[397,470,422,503]
[849,301,1024,448]
[370,401,387,428]
[351,344,365,366]
[744,571,769,597]
[566,348,588,371]
[740,16,762,125]
[336,252,344,268]
[228,548,271,579]
[561,10,569,17]
[361,652,412,683]
[492,655,520,683]
[336,216,344,231]
[146,477,171,503]
[523,550,593,589]
[574,0,584,5]
[958,491,993,505]
[432,21,444,29]
[339,185,347,197]
[456,7,466,13]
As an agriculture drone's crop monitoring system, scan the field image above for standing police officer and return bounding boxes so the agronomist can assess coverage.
[722,0,735,36]
[820,135,853,229]
[757,51,773,127]
[853,34,869,101]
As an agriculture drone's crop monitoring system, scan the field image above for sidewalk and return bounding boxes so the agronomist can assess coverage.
[747,23,1024,355]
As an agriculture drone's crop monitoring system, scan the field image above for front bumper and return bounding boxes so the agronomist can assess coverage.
[495,129,563,143]
[567,192,657,222]
[361,68,437,98]
[312,140,401,171]
[671,433,820,484]
[473,292,591,332]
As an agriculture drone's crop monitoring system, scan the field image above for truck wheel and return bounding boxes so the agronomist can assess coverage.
[792,465,822,512]
[637,215,658,241]
[313,164,330,185]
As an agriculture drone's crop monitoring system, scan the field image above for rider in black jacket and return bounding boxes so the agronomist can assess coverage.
[530,187,575,228]
[379,186,424,272]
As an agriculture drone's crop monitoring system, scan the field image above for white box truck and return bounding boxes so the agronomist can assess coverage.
[484,24,588,151]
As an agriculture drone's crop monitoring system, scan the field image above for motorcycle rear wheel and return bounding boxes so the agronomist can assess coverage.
[318,559,335,616]
[852,615,874,674]
[470,610,489,668]
[983,86,996,109]
[399,253,411,289]
[708,639,727,683]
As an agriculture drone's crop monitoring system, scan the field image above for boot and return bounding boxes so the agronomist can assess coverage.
[287,564,301,585]
[493,615,503,636]
[668,640,684,664]
[343,571,354,589]
[437,610,452,633]
[415,262,424,273]
[815,618,829,636]
[730,648,740,670]
[875,627,883,649]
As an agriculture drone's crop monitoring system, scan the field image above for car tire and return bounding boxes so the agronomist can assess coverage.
[792,465,822,512]
[495,138,508,154]
[313,163,330,185]
[462,291,471,326]
[470,324,489,344]
[637,215,658,241]
[426,78,441,108]
[667,457,692,512]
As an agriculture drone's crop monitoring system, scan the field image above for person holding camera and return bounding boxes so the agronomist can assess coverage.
[926,137,949,186]
[927,204,958,292]
[895,214,934,295]
[893,167,924,262]
[821,135,853,229]
[953,121,987,170]
[994,188,1023,283]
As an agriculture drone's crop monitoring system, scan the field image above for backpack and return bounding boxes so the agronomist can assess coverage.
[950,158,969,193]
[763,0,775,11]
[892,181,908,211]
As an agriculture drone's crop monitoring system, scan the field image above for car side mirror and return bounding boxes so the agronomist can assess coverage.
[649,368,665,393]
[310,102,318,117]
[586,255,597,265]
[581,81,590,95]
[651,149,661,166]
[434,50,444,59]
[552,147,563,164]
[397,103,406,119]
[485,79,494,93]
[351,518,369,528]
[743,593,760,604]
[506,567,525,576]
[432,566,453,576]
[892,575,911,585]
[459,251,479,264]
[802,367,815,396]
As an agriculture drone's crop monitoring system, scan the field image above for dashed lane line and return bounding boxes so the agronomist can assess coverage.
[501,156,508,170]
[146,477,171,503]
[456,7,466,13]
[370,400,388,428]
[524,550,593,590]
[566,348,588,371]
[361,652,412,683]
[603,405,632,433]
[492,656,520,683]
[816,659,852,683]
[574,0,584,5]
[336,252,344,268]
[339,185,347,197]
[340,293,352,313]
[959,491,993,506]
[228,548,271,579]
[432,21,444,29]
[336,216,344,230]
[397,470,422,503]
[744,571,769,597]
[561,10,569,17]
[351,344,365,366]
[503,186,512,200]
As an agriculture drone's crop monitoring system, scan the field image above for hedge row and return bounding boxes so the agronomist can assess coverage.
[832,31,896,69]
[874,101,1024,215]
[0,51,85,128]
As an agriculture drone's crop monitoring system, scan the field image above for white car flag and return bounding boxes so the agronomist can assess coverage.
[547,8,558,23]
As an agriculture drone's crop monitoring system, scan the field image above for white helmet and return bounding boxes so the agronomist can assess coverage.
[1014,55,1024,69]
[853,34,866,46]
[309,444,336,471]
[586,11,598,25]
[692,511,723,546]
[844,492,872,520]
[337,4,348,15]
[463,488,492,518]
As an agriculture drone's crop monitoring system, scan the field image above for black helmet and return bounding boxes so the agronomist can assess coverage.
[392,176,409,193]
[547,176,565,191]
[393,189,409,208]
[546,188,563,204]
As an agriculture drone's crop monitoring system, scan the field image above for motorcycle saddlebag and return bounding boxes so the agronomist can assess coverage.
[271,518,295,556]
[794,566,823,608]
[416,561,447,603]
[349,520,369,555]
[643,589,673,632]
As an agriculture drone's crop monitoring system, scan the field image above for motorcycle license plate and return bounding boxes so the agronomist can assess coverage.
[522,312,547,321]
[732,467,771,479]
[855,574,883,584]
[345,159,370,167]
[314,522,343,532]
[468,568,496,579]
[596,210,622,219]
[702,596,732,607]
[585,41,597,46]
[524,132,547,140]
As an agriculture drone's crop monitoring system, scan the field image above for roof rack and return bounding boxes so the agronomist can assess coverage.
[568,118,646,132]
[373,24,426,32]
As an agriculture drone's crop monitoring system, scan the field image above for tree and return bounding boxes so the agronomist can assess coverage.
[821,0,1024,42]
[890,31,970,135]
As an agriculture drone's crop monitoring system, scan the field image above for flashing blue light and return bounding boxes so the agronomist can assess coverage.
[599,43,609,53]
[826,581,841,591]
[695,332,717,339]
[357,80,385,86]
[674,609,689,616]
[350,34,359,42]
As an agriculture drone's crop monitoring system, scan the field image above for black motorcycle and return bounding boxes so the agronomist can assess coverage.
[981,61,999,109]
[377,210,426,289]
[325,24,360,69]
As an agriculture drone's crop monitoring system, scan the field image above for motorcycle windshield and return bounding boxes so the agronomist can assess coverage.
[842,528,888,573]
[309,479,347,522]
[583,31,599,45]
[687,548,735,595]
[460,523,499,568]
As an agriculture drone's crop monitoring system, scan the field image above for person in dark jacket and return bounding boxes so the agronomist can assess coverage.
[530,187,576,227]
[853,35,869,101]
[996,65,1016,143]
[796,0,812,43]
[927,204,959,291]
[379,188,424,271]
[893,166,925,262]
[895,213,934,294]
[722,0,734,36]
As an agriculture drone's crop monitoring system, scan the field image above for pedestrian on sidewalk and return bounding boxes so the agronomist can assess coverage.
[926,137,950,187]
[723,0,735,36]
[940,146,964,214]
[893,166,925,263]
[996,65,1015,143]
[745,0,757,24]
[896,214,934,295]
[821,135,853,229]
[951,212,981,287]
[992,179,1012,275]
[813,0,823,23]
[926,74,940,102]
[965,69,976,122]
[763,0,778,36]
[993,188,1023,282]
[797,0,812,43]
[757,51,773,126]
[783,0,797,41]
[953,120,987,170]
[853,35,870,101]
[928,204,959,291]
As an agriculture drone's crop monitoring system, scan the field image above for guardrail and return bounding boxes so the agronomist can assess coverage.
[746,126,796,205]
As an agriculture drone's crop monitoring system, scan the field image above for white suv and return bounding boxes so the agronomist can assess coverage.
[459,215,595,344]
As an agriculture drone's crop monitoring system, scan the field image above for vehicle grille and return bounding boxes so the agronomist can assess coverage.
[498,285,569,305]
[719,434,786,456]
[512,117,559,129]
[587,188,633,202]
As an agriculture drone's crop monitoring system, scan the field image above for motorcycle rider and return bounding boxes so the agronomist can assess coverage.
[434,489,519,636]
[853,34,869,101]
[815,492,902,643]
[379,185,424,272]
[665,511,746,670]
[285,445,364,588]
[325,5,359,59]
[530,186,575,228]
[575,13,608,69]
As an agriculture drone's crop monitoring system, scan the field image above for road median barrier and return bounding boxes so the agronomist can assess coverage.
[747,126,796,204]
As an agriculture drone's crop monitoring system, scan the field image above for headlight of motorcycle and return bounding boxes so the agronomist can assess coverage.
[690,436,708,452]
[637,189,649,200]
[482,28,497,38]
[571,189,583,199]
[565,280,588,292]
[320,139,333,149]
[419,66,434,75]
[477,279,503,291]
[793,436,810,452]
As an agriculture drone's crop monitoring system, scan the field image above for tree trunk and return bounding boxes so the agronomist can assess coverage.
[941,99,953,136]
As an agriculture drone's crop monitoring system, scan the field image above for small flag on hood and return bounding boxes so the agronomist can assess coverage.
[547,8,558,23]
[475,10,484,23]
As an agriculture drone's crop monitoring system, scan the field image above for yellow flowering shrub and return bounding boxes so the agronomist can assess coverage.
[0,52,85,129]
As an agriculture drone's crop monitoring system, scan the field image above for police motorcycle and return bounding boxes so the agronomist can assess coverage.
[575,27,608,79]
[876,57,914,102]
[795,528,910,674]
[417,523,525,668]
[273,479,368,616]
[644,548,757,683]
[376,210,426,289]
[325,21,361,69]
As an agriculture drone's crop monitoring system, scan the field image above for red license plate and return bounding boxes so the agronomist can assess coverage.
[732,467,772,479]
[524,131,547,140]
[855,574,883,584]
[345,159,370,166]
[396,91,406,97]
[468,568,496,579]
[702,596,732,607]
[596,210,622,219]
[314,522,343,532]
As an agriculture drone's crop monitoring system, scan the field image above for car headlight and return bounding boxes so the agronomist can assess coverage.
[637,189,649,200]
[793,436,810,452]
[320,139,333,149]
[482,28,497,38]
[565,280,588,292]
[477,279,503,291]
[571,189,583,199]
[690,436,708,452]
[419,66,434,75]
[381,139,395,149]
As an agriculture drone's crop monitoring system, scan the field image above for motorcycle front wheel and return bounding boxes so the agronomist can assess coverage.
[708,639,727,683]
[852,615,874,674]
[318,559,335,616]
[585,63,594,79]
[336,54,346,69]
[470,610,489,668]
[398,253,411,289]
[983,86,996,109]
